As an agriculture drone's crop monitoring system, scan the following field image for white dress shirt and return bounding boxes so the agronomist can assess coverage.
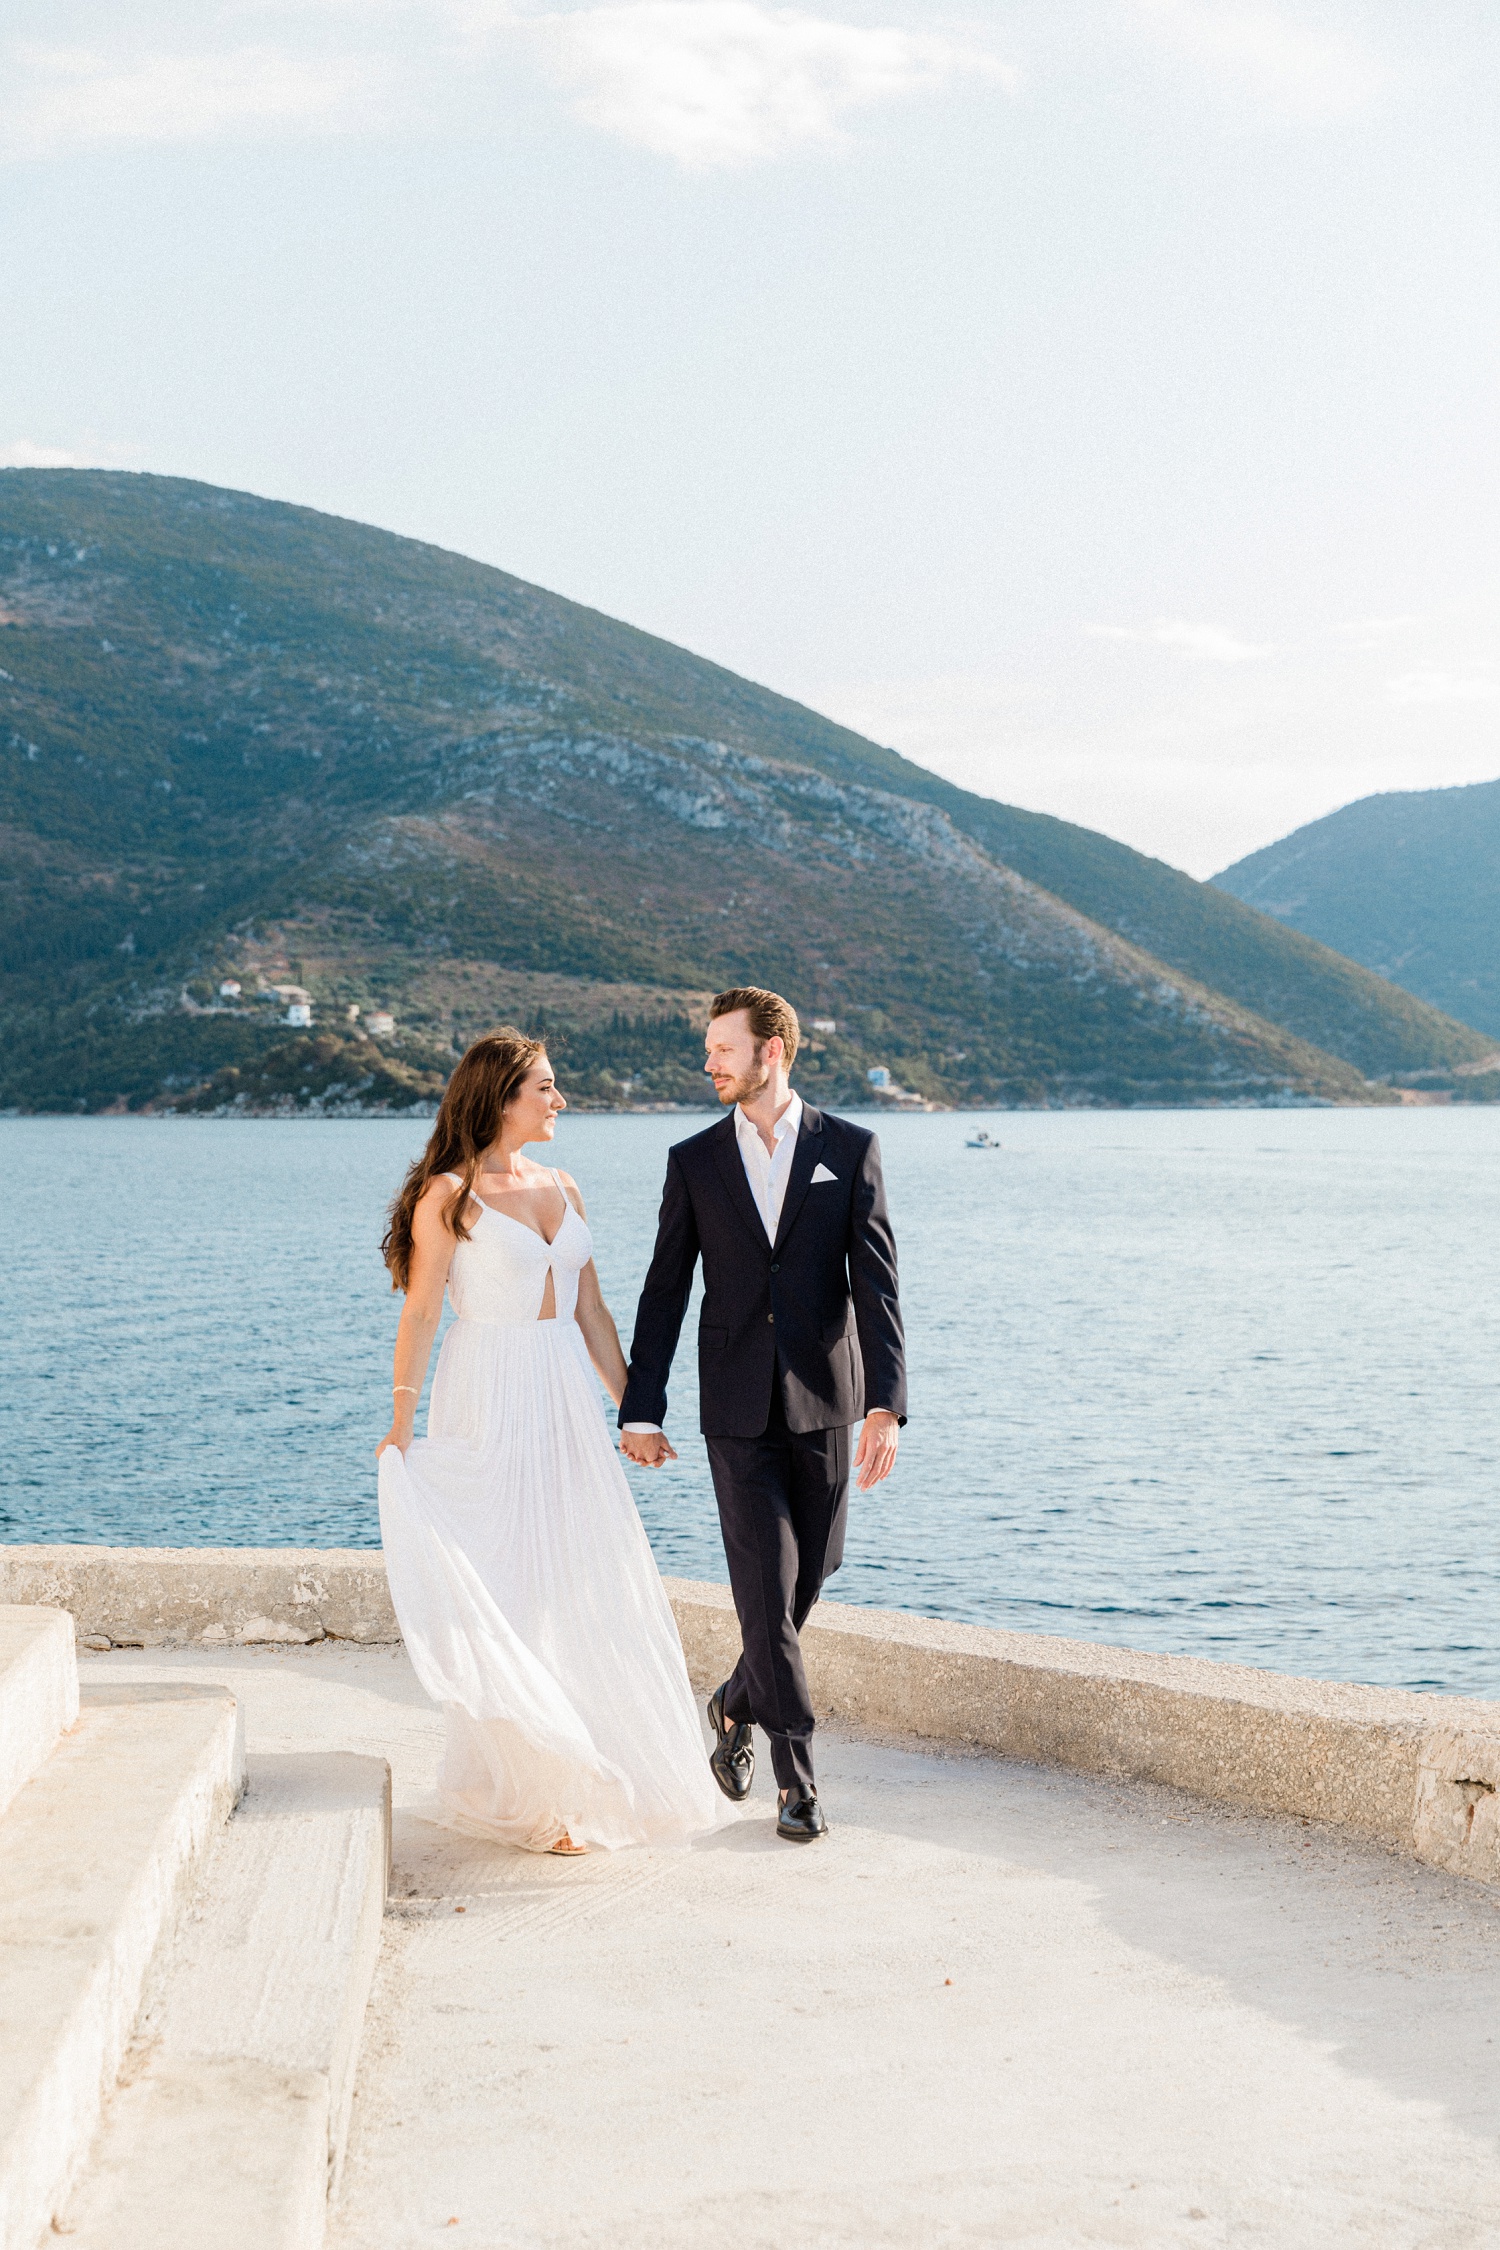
[623,1092,802,1434]
[734,1090,803,1243]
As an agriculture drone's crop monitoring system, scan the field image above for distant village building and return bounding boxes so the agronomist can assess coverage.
[271,983,311,1006]
[866,1063,925,1108]
[346,1005,361,1022]
[366,1011,395,1036]
[218,980,241,998]
[285,1002,312,1028]
[812,1017,836,1034]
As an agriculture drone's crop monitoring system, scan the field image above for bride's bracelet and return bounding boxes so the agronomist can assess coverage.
[393,1384,419,1396]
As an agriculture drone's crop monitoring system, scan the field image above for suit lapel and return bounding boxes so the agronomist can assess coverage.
[710,1115,772,1257]
[772,1104,824,1255]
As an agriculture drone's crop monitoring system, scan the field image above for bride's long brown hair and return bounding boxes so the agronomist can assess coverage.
[381,1027,546,1291]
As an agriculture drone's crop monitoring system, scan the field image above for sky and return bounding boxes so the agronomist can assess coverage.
[3,1,1498,877]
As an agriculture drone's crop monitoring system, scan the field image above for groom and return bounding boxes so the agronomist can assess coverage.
[620,987,907,1843]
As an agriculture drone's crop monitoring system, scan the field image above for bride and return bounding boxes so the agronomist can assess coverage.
[376,1028,731,1855]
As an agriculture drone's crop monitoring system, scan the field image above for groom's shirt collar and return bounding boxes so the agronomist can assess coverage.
[734,1090,802,1243]
[734,1088,802,1152]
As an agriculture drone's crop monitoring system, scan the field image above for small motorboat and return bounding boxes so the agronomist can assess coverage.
[965,1129,1001,1149]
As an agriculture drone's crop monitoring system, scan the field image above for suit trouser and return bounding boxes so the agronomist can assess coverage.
[704,1379,851,1796]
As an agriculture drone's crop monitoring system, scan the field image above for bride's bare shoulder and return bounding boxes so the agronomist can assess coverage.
[414,1170,467,1235]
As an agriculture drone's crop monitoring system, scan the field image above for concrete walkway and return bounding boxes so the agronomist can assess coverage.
[87,1643,1500,2250]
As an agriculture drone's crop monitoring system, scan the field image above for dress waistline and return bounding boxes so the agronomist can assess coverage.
[451,1311,577,1331]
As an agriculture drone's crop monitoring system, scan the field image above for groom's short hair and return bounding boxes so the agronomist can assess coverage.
[710,986,800,1069]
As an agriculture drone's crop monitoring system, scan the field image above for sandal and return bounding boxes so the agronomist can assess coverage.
[548,1831,588,1856]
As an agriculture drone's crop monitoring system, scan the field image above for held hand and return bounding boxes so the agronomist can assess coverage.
[854,1409,900,1492]
[376,1421,413,1460]
[621,1429,679,1468]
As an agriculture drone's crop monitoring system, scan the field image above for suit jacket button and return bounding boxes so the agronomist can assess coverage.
[767,1312,774,1323]
[770,1262,780,1273]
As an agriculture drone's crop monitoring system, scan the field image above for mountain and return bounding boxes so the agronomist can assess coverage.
[0,469,1490,1116]
[1214,781,1500,1045]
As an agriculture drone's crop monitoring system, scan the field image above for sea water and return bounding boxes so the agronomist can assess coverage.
[4,1108,1497,1696]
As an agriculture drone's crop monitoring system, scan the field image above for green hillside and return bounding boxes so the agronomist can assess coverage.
[1214,781,1500,1044]
[0,469,1487,1115]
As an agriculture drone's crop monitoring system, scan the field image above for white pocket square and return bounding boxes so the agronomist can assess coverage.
[810,1162,838,1184]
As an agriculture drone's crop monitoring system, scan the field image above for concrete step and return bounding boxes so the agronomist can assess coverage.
[61,2058,332,2247]
[0,1679,243,2250]
[60,1750,391,2250]
[0,1606,77,1824]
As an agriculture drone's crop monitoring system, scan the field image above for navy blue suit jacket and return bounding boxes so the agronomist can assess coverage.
[619,1104,907,1440]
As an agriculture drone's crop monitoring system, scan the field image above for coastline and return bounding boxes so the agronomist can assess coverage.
[1,1094,1388,1120]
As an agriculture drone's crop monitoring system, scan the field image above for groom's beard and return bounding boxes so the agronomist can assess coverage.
[712,1058,770,1107]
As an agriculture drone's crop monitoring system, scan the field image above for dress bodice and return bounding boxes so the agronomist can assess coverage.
[443,1171,592,1326]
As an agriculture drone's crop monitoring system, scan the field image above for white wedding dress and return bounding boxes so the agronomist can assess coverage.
[378,1171,733,1852]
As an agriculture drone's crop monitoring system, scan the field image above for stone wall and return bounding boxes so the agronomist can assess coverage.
[0,1546,398,1650]
[4,1544,1498,1884]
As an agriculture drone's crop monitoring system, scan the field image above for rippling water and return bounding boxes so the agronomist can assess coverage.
[5,1108,1497,1695]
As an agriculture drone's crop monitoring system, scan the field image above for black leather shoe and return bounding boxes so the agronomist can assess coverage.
[707,1684,755,1802]
[776,1790,827,1843]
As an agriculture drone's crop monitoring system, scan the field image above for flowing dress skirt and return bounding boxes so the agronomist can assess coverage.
[379,1315,733,1851]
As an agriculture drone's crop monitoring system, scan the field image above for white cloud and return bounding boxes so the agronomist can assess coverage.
[3,43,388,157]
[1,4,1010,168]
[528,1,1013,167]
[1385,668,1500,706]
[0,440,79,468]
[1087,618,1272,663]
[1131,0,1388,119]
